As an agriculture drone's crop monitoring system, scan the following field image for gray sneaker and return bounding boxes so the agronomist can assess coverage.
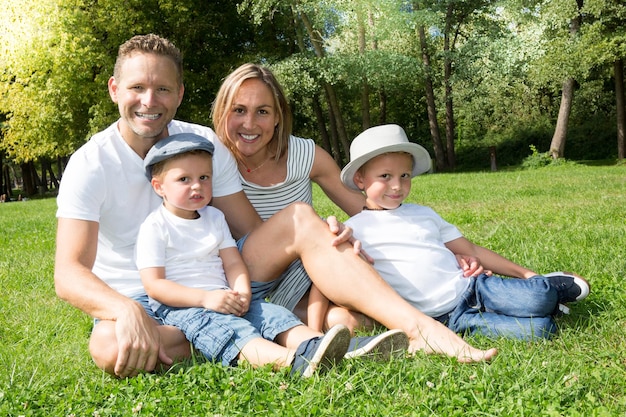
[344,329,408,361]
[291,324,350,378]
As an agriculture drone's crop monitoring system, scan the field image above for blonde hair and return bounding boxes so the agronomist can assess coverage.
[211,63,292,163]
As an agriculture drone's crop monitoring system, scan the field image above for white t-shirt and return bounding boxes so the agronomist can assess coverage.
[345,204,470,317]
[56,120,242,298]
[135,205,235,310]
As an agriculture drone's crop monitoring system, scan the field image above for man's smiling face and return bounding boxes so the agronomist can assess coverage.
[108,52,184,146]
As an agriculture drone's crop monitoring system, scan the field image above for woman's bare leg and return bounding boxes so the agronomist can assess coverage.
[242,203,497,362]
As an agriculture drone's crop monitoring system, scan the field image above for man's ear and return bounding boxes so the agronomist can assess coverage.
[177,83,185,107]
[108,76,118,102]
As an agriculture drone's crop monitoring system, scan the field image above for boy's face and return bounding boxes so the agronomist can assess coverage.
[353,152,413,210]
[151,153,213,219]
[108,52,184,149]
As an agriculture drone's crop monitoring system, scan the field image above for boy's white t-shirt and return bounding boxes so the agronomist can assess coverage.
[345,204,470,317]
[135,205,236,311]
[56,120,242,298]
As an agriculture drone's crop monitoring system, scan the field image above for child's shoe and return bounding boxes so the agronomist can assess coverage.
[344,329,408,361]
[291,324,350,378]
[544,271,590,304]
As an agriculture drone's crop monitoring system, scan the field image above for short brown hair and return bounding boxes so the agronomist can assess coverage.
[114,34,183,85]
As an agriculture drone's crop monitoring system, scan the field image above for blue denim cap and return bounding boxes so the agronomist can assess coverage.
[144,133,215,178]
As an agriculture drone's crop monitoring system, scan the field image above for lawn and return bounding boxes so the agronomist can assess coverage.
[1,163,625,416]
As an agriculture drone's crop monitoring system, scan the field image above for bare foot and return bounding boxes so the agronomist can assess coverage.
[407,321,498,363]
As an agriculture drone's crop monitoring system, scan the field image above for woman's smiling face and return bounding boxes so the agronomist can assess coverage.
[225,78,279,158]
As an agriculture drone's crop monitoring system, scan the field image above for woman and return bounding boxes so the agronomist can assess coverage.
[210,64,488,335]
[211,64,370,332]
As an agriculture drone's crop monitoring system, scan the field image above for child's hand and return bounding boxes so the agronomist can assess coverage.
[456,254,492,278]
[202,289,247,316]
[237,292,251,316]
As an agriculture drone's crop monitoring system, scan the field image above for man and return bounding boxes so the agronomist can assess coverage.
[54,34,496,378]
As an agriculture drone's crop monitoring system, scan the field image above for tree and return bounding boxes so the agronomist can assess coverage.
[0,0,102,164]
[581,0,626,160]
[549,0,584,159]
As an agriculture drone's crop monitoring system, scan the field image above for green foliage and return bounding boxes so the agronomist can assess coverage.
[1,0,624,171]
[3,165,626,415]
[521,144,561,169]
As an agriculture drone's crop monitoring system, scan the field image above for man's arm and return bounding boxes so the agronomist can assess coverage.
[54,218,170,377]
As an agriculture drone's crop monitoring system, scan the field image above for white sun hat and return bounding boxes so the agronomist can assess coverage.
[340,124,432,190]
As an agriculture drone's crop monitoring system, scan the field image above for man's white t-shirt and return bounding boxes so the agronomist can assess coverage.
[56,120,241,298]
[345,204,471,317]
[135,205,235,311]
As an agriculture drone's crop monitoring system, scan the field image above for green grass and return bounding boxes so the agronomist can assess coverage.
[1,164,625,416]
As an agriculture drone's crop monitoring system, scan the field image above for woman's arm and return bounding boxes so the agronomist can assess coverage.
[309,145,366,216]
[212,191,262,240]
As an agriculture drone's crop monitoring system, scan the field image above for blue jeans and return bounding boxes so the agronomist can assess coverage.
[155,298,303,366]
[444,274,558,340]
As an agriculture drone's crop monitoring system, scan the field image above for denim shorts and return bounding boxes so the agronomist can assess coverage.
[155,298,303,366]
[93,294,163,326]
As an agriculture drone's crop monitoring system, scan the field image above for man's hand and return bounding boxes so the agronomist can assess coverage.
[113,302,172,378]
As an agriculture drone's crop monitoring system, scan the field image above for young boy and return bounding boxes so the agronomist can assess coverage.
[135,132,354,377]
[337,124,590,340]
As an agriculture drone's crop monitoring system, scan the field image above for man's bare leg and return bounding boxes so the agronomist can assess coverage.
[241,202,497,362]
[89,320,191,376]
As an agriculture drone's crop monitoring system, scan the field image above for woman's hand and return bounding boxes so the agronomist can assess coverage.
[326,216,375,264]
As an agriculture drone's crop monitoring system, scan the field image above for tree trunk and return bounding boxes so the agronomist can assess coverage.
[379,87,387,124]
[0,153,5,198]
[615,59,625,160]
[419,26,445,171]
[300,11,349,162]
[312,94,338,162]
[20,163,36,196]
[443,5,456,170]
[358,11,371,130]
[550,77,576,159]
[549,0,582,159]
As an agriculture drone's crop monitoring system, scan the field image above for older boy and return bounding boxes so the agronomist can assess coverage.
[340,124,590,340]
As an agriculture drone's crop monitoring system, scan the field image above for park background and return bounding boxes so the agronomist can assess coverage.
[1,0,626,415]
[1,0,625,197]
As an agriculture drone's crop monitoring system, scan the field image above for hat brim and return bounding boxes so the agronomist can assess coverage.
[340,143,432,190]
